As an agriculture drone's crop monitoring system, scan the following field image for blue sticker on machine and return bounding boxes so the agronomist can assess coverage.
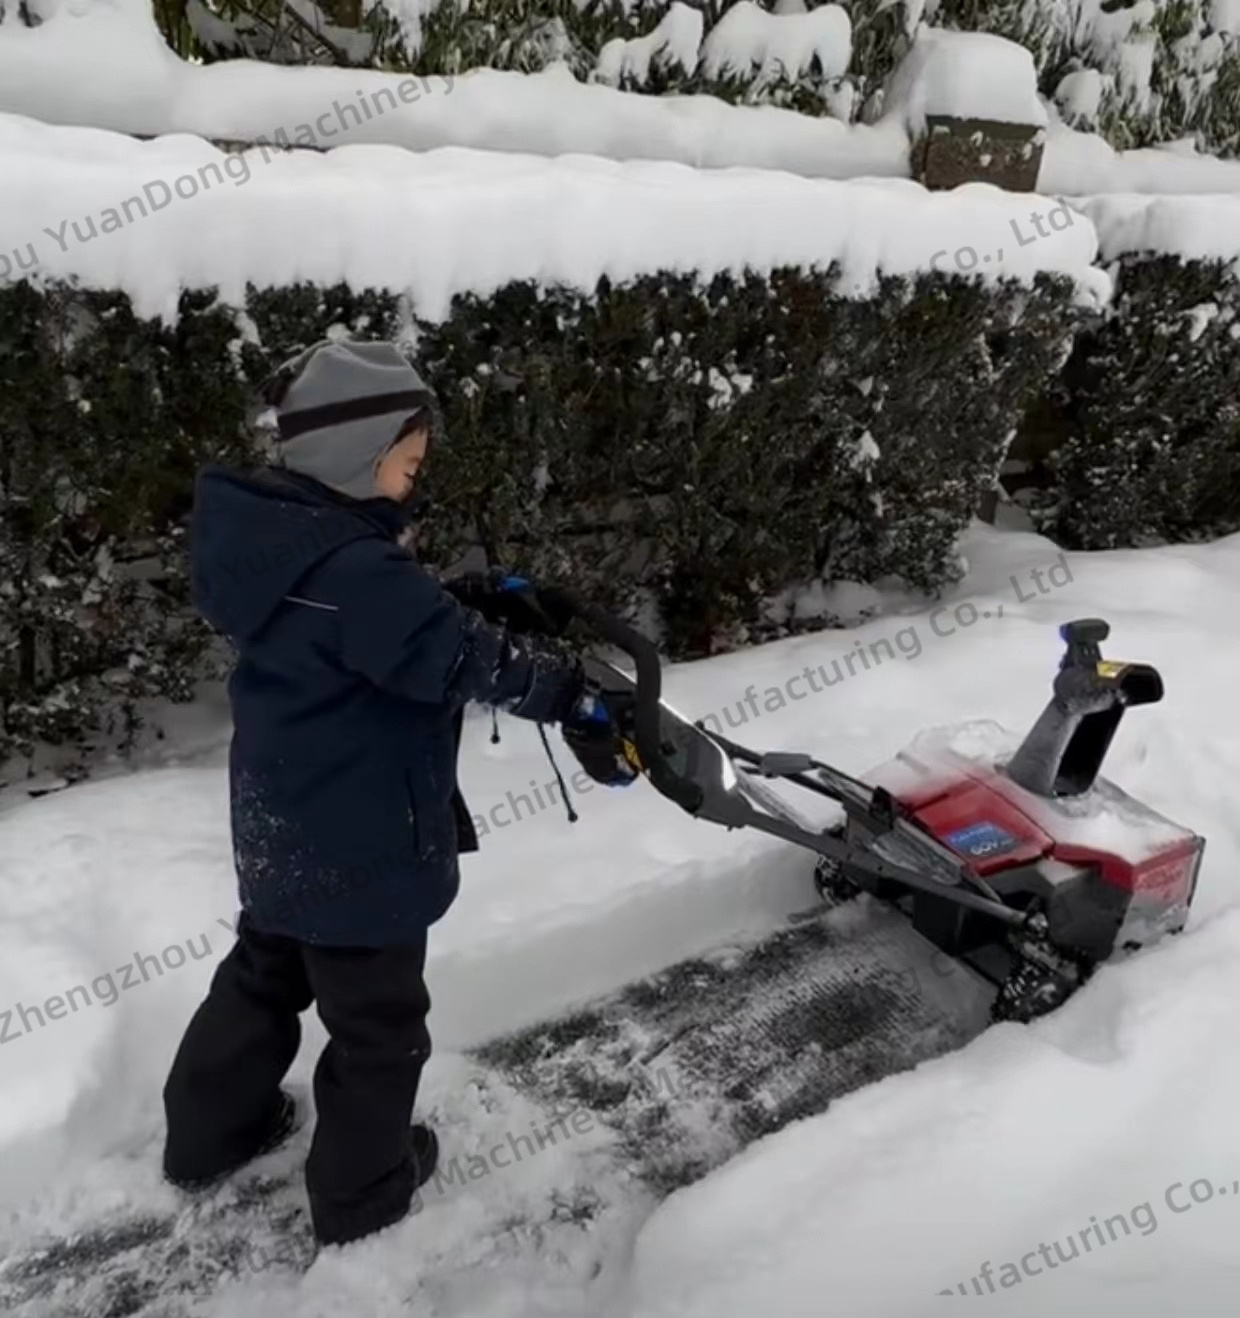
[944,821,1020,859]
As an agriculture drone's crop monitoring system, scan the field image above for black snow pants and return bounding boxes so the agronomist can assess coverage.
[162,914,431,1246]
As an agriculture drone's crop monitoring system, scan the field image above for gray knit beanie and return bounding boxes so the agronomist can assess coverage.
[267,340,437,501]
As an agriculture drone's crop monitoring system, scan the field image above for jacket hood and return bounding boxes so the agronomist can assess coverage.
[190,465,418,641]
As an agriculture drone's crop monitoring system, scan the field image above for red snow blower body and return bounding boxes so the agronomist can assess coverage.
[832,618,1203,1015]
[852,713,1202,1002]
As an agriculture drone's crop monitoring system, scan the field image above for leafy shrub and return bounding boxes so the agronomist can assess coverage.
[1,264,1082,765]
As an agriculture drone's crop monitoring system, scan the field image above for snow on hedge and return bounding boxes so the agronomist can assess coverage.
[6,0,1240,197]
[882,27,1047,135]
[366,0,441,56]
[1052,68,1111,131]
[0,113,1108,324]
[698,1,851,83]
[1041,123,1240,195]
[1069,193,1240,266]
[0,0,907,179]
[595,3,704,88]
[1214,0,1240,36]
[1048,0,1192,115]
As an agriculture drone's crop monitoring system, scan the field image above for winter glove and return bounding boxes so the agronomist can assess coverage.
[442,569,572,638]
[561,688,641,788]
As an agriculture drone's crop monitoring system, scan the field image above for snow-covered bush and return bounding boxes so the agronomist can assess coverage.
[385,0,1240,149]
[595,3,703,88]
[0,263,1083,763]
[38,0,1235,150]
[931,0,1240,155]
[158,0,405,67]
[0,282,258,767]
[412,267,1083,656]
[1029,252,1240,549]
[698,2,850,85]
[0,281,404,770]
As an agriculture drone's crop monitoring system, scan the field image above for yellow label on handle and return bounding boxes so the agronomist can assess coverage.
[1096,660,1129,679]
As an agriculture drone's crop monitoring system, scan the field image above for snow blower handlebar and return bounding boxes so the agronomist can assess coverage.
[537,587,706,816]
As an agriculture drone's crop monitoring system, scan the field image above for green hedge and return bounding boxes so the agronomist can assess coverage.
[413,269,1082,653]
[936,0,1240,157]
[0,281,399,765]
[1027,254,1240,549]
[0,281,250,759]
[0,266,1082,765]
[411,0,908,118]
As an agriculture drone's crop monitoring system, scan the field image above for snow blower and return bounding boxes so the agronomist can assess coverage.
[548,600,1204,1025]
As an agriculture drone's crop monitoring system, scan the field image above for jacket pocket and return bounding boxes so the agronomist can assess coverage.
[403,772,421,858]
[405,770,454,865]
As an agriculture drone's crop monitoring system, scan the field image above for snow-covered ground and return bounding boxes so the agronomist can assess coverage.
[2,521,1238,1316]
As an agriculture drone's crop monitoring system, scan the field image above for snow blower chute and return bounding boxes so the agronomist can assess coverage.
[548,600,1204,1024]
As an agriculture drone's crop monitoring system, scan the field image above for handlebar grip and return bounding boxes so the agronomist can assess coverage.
[538,588,704,814]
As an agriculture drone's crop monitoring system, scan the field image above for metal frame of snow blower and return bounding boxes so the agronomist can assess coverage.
[543,590,1032,934]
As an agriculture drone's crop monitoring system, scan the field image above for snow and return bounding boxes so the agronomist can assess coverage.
[595,4,704,89]
[3,521,1240,1316]
[6,0,1240,198]
[881,27,1048,136]
[1116,29,1158,114]
[1073,0,1158,68]
[1041,0,1240,141]
[1040,121,1240,194]
[1054,68,1111,129]
[849,428,880,469]
[0,1,907,179]
[365,0,441,56]
[698,1,851,84]
[0,113,1109,324]
[1070,193,1240,266]
[1185,301,1223,342]
[1212,0,1240,36]
[629,907,1240,1315]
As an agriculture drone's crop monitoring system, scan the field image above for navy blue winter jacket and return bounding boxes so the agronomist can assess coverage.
[191,465,581,946]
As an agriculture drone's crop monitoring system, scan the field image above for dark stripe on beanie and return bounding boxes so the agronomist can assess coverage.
[277,388,436,442]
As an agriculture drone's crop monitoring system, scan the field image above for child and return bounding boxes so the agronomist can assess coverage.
[163,338,628,1248]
